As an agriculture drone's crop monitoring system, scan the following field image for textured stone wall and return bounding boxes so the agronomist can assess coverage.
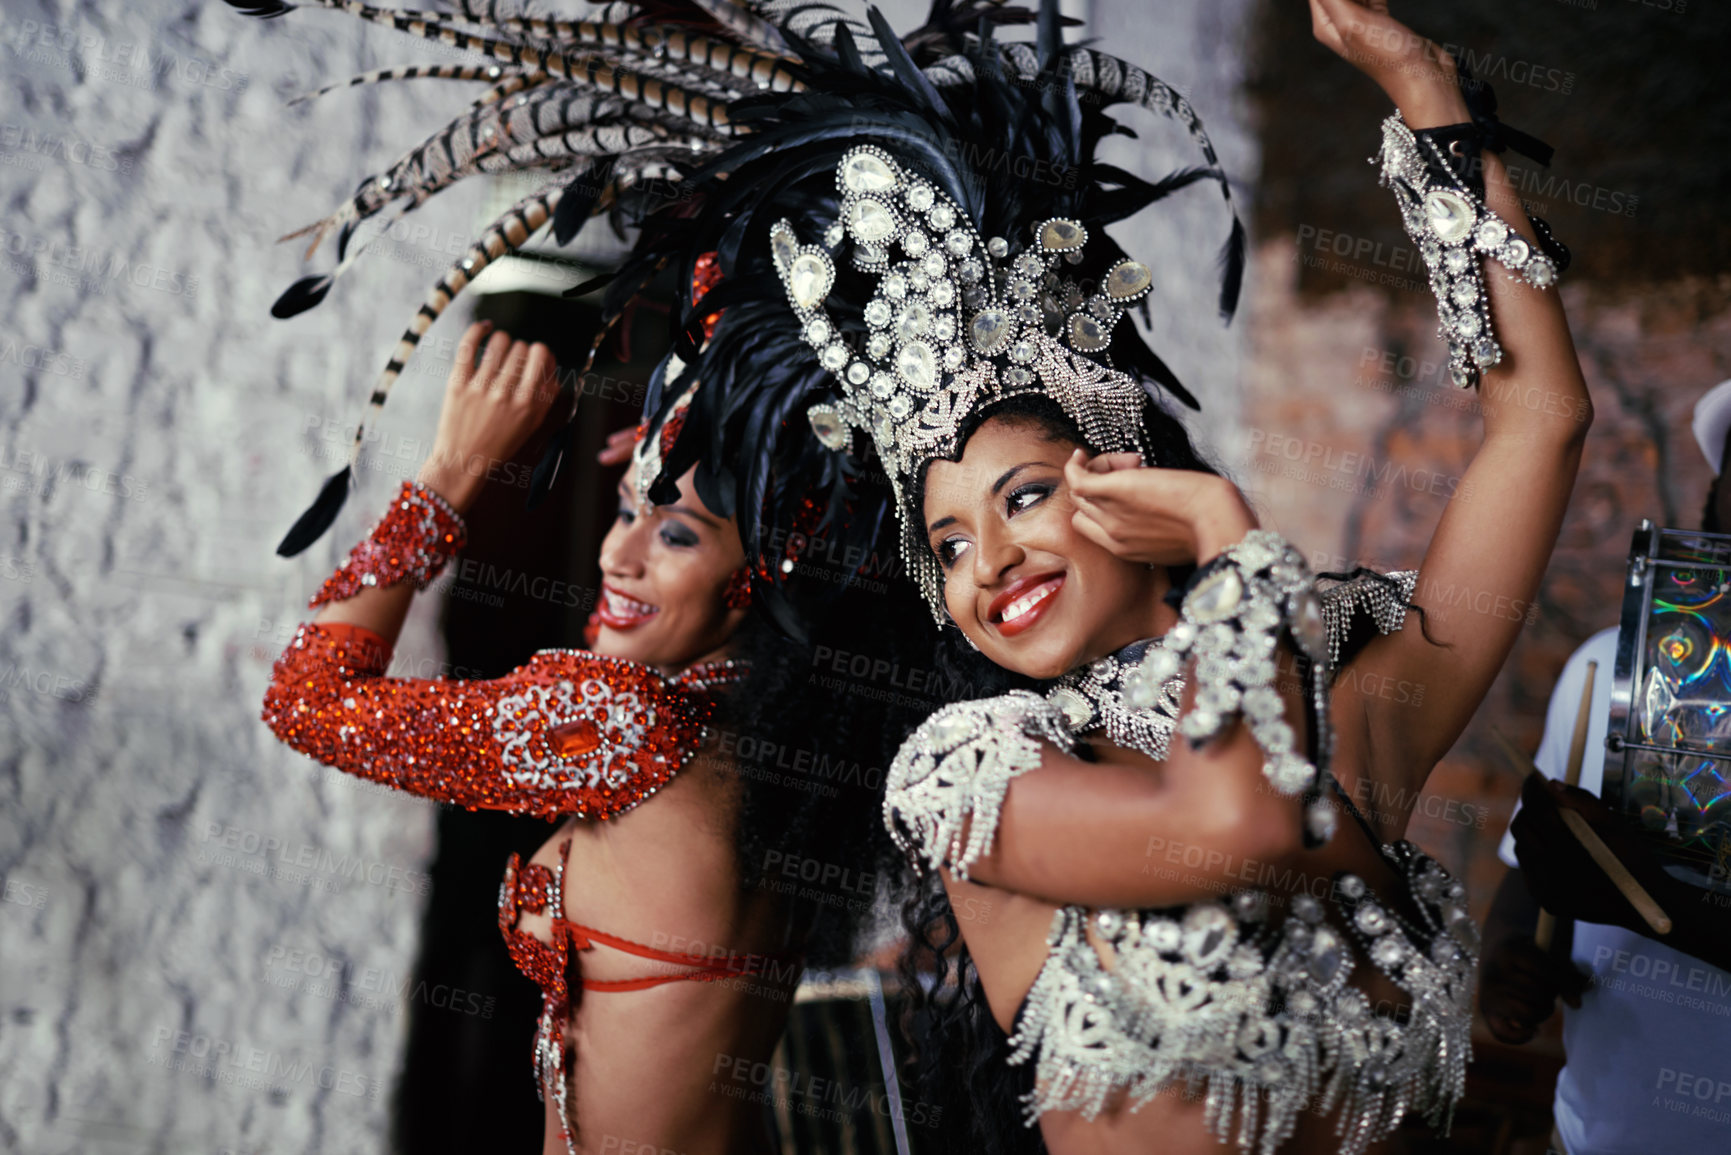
[0,3,474,1151]
[0,2,1256,1153]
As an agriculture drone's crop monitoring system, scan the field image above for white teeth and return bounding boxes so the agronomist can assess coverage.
[606,589,657,616]
[1001,582,1056,623]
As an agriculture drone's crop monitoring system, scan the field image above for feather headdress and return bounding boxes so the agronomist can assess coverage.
[231,0,1243,629]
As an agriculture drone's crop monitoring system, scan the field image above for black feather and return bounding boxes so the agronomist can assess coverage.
[551,159,613,246]
[1088,164,1219,223]
[561,269,620,300]
[1218,213,1246,322]
[270,274,334,319]
[527,413,577,510]
[223,0,293,17]
[832,20,866,74]
[276,465,352,556]
[1114,325,1199,410]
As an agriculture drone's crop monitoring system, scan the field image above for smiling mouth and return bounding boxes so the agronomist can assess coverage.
[596,584,661,629]
[989,572,1065,637]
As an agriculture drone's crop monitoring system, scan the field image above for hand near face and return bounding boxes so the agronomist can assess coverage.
[418,321,560,512]
[1063,450,1259,567]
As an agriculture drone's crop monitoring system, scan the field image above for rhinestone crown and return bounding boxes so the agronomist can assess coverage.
[772,146,1161,618]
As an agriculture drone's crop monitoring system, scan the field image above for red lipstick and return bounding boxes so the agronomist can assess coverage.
[988,571,1066,638]
[596,583,661,630]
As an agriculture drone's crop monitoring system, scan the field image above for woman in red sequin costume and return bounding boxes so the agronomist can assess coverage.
[262,319,929,1155]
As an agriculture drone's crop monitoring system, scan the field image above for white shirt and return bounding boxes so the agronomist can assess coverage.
[1501,627,1731,1153]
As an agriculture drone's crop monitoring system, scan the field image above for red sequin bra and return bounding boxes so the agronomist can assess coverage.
[498,839,802,1153]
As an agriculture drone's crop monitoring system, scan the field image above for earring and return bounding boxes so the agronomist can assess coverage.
[723,567,753,610]
[944,613,980,652]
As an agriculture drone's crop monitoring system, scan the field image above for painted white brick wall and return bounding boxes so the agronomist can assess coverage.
[0,3,480,1151]
[0,2,1255,1152]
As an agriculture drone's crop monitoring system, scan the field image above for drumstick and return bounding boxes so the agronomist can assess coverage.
[1536,661,1596,950]
[1495,728,1675,938]
[1559,808,1673,935]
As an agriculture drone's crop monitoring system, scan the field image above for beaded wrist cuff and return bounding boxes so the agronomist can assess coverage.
[1375,113,1565,390]
[1123,530,1338,844]
[308,480,467,609]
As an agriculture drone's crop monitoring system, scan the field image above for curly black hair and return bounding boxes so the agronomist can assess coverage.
[713,569,940,967]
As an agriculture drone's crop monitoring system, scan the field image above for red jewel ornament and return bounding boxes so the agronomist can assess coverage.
[548,718,602,756]
[722,566,752,610]
[692,250,724,341]
[308,480,467,609]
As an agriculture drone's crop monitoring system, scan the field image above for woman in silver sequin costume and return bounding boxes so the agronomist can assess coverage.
[874,2,1595,1152]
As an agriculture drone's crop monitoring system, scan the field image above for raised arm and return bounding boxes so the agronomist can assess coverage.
[310,321,554,645]
[1310,0,1593,779]
[954,694,1305,910]
[262,619,707,819]
[258,323,712,819]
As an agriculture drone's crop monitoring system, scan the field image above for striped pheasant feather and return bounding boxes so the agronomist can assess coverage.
[230,0,1240,555]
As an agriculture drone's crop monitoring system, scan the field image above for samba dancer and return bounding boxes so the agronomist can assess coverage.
[232,4,949,1151]
[606,0,1592,1151]
[261,315,929,1155]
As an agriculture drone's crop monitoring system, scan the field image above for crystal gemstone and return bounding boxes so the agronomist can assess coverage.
[896,341,936,390]
[1068,312,1110,352]
[788,253,833,310]
[1039,218,1086,251]
[1105,260,1153,300]
[848,198,896,243]
[841,152,897,193]
[1423,189,1476,244]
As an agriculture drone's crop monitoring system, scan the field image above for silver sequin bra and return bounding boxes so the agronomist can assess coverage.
[883,569,1474,1155]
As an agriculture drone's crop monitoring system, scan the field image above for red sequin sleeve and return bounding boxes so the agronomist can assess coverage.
[260,621,711,821]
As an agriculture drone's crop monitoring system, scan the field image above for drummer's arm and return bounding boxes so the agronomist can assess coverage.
[1513,776,1731,973]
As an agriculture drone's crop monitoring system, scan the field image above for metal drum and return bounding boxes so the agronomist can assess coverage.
[1607,520,1731,892]
[767,968,914,1155]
